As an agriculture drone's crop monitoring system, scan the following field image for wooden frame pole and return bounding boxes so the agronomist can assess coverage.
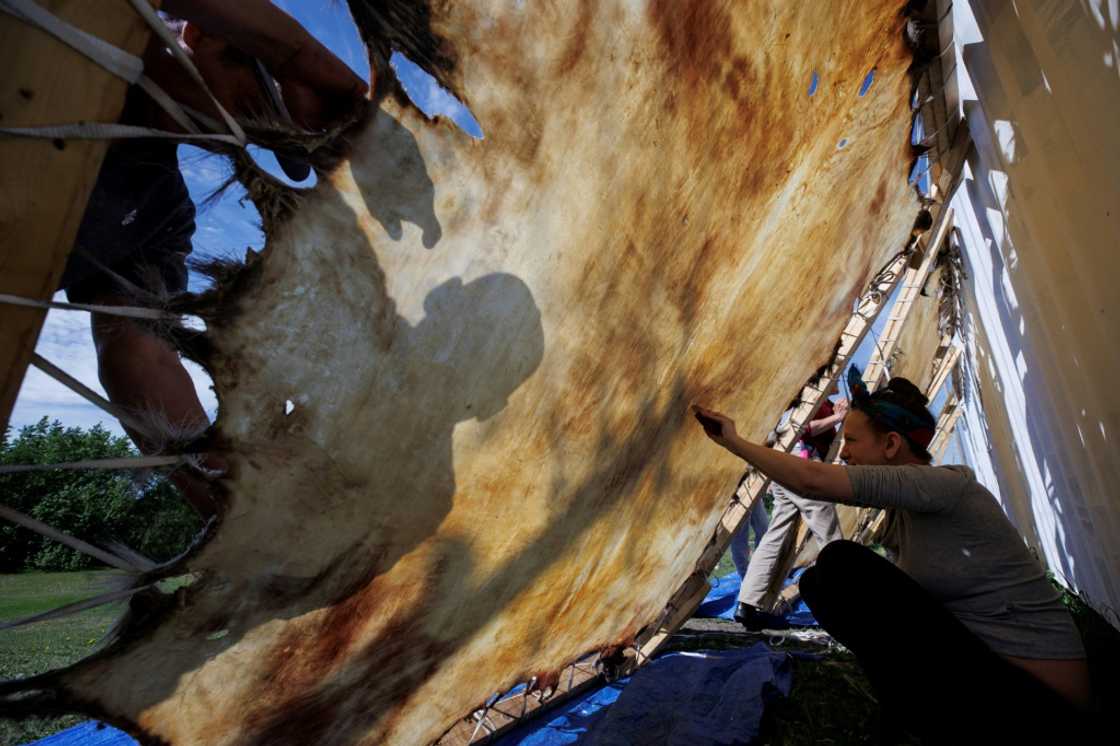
[0,1,151,432]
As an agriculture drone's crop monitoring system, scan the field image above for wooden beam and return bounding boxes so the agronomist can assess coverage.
[0,0,151,432]
[928,395,964,461]
[862,206,955,388]
[934,0,961,144]
[925,342,961,404]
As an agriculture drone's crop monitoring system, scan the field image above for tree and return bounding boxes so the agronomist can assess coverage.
[0,418,201,572]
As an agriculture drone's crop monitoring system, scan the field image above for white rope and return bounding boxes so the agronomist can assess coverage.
[520,676,537,717]
[0,503,148,572]
[0,292,175,320]
[103,538,157,573]
[30,353,161,443]
[138,75,204,134]
[124,0,246,144]
[0,583,155,631]
[467,705,495,743]
[0,454,188,474]
[0,122,243,145]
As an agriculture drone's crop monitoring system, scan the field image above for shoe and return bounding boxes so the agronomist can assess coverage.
[734,602,790,631]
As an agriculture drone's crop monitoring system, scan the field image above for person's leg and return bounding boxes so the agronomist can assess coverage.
[787,493,843,547]
[800,541,1087,743]
[729,516,750,578]
[738,487,798,607]
[749,497,770,551]
[91,299,220,518]
[730,498,772,577]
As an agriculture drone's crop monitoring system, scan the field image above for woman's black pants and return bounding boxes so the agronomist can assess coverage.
[799,540,1095,744]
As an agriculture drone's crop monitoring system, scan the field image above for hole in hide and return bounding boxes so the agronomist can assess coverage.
[390,51,484,139]
[859,68,876,96]
[246,145,317,189]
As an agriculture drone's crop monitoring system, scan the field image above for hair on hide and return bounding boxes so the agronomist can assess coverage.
[346,0,458,101]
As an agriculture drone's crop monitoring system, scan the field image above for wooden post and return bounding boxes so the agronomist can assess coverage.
[928,395,964,461]
[0,1,151,432]
[925,340,961,405]
[862,207,956,388]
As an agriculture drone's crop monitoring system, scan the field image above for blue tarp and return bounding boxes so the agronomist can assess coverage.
[491,678,630,746]
[695,570,817,627]
[495,644,791,746]
[26,721,135,746]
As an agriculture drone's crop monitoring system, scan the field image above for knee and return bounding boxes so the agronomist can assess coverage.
[816,539,865,572]
[803,541,868,602]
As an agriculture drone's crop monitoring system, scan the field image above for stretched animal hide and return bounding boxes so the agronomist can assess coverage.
[4,1,919,743]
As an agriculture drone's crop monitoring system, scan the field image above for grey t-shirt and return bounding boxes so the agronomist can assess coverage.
[846,464,1085,660]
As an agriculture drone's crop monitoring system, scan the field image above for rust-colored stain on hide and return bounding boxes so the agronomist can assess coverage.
[36,1,920,744]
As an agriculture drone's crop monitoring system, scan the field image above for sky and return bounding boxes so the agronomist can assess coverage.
[8,0,478,438]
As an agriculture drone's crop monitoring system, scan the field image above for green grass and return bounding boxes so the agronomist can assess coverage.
[759,652,920,745]
[713,548,737,579]
[0,571,127,746]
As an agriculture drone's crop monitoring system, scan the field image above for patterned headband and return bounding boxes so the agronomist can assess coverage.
[846,366,936,451]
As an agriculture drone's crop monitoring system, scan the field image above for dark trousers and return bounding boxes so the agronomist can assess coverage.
[800,541,1095,744]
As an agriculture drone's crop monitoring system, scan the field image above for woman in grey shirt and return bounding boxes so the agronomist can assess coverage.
[692,368,1094,743]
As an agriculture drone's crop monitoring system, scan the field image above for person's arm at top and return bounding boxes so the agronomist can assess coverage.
[161,0,368,129]
[163,0,323,70]
[804,397,847,436]
[692,405,853,502]
[692,404,965,512]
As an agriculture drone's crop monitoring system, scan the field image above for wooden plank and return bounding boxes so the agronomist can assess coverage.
[934,0,961,143]
[924,342,961,404]
[0,0,151,431]
[928,395,964,461]
[862,206,955,387]
[863,507,890,545]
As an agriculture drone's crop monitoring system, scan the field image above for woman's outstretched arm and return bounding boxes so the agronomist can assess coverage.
[692,405,853,501]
